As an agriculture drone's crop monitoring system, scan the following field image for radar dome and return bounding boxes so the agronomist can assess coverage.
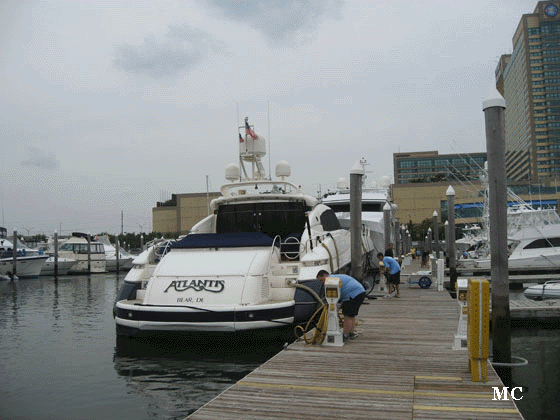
[379,176,391,188]
[275,161,291,179]
[225,163,240,182]
[239,134,266,159]
[337,177,348,190]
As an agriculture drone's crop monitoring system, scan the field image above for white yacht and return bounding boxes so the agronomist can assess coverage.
[58,232,107,274]
[114,119,355,337]
[474,223,560,271]
[0,227,48,278]
[320,160,394,256]
[457,165,560,271]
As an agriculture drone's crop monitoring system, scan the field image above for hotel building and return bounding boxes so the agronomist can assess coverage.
[496,1,560,184]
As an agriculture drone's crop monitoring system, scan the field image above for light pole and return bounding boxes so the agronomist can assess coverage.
[427,227,432,253]
[433,210,440,258]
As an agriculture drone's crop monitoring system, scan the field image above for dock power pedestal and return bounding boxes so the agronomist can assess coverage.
[323,277,344,346]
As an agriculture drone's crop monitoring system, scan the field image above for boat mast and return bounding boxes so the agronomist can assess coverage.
[239,117,266,181]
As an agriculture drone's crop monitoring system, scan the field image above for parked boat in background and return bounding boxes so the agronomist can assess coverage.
[457,165,560,272]
[524,281,560,300]
[114,118,359,338]
[58,232,107,274]
[474,223,560,271]
[40,257,77,276]
[0,227,48,278]
[320,158,394,257]
[97,235,134,272]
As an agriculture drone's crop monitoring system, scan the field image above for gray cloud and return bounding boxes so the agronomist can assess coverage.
[113,25,223,78]
[20,146,59,170]
[208,0,343,42]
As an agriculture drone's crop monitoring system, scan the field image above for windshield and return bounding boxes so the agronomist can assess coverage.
[216,201,307,239]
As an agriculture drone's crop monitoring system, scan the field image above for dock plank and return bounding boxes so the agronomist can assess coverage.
[187,263,524,419]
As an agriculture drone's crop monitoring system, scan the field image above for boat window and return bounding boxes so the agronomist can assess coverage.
[60,243,74,251]
[60,243,105,253]
[320,209,342,231]
[216,201,307,239]
[523,237,560,249]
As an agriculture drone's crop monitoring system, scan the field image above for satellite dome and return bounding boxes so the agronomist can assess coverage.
[275,161,291,179]
[225,163,240,182]
[336,177,348,190]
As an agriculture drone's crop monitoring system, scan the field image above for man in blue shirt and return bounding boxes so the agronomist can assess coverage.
[377,252,401,298]
[316,270,366,341]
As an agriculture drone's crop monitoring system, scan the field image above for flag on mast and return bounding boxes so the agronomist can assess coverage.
[239,132,244,143]
[245,119,257,139]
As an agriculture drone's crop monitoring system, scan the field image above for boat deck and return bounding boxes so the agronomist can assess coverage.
[187,265,523,419]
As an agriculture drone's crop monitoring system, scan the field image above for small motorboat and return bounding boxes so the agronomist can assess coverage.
[524,281,560,300]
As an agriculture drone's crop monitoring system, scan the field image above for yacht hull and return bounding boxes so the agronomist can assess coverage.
[0,255,48,278]
[114,300,296,334]
[40,258,76,276]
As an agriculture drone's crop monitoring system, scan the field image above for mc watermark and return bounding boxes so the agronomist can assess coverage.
[492,387,523,401]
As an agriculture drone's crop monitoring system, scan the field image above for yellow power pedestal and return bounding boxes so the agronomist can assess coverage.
[467,278,490,382]
[323,277,344,347]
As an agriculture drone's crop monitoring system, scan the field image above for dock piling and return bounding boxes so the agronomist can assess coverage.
[483,90,511,382]
[350,160,364,280]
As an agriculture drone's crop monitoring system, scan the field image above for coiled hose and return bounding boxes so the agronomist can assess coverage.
[292,283,342,345]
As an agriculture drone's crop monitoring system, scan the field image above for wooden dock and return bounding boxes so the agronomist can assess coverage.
[187,270,524,419]
[510,296,560,321]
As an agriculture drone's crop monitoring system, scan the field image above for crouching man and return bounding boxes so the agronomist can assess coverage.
[316,270,366,341]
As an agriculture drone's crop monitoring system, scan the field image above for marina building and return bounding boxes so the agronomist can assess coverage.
[496,1,560,184]
[393,151,487,185]
[392,151,560,225]
[152,192,220,234]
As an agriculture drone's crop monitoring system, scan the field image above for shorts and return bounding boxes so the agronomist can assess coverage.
[341,292,366,318]
[387,271,401,285]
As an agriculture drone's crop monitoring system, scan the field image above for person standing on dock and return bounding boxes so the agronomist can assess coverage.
[384,242,394,257]
[377,252,401,298]
[316,270,366,342]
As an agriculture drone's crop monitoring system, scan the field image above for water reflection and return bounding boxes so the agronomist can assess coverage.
[113,335,283,418]
[511,328,560,420]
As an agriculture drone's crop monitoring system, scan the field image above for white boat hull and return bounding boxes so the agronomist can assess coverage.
[475,253,560,270]
[105,257,133,272]
[114,232,343,337]
[68,260,107,274]
[115,300,295,333]
[0,255,49,278]
[40,257,77,276]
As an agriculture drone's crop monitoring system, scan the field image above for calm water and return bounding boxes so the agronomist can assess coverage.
[1,275,558,420]
[509,324,560,420]
[0,274,283,420]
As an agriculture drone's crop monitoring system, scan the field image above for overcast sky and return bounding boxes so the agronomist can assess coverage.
[0,0,531,236]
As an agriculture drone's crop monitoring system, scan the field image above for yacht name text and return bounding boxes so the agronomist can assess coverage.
[164,279,225,293]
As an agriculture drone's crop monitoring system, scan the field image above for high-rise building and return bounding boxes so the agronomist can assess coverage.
[393,151,486,185]
[496,1,560,184]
